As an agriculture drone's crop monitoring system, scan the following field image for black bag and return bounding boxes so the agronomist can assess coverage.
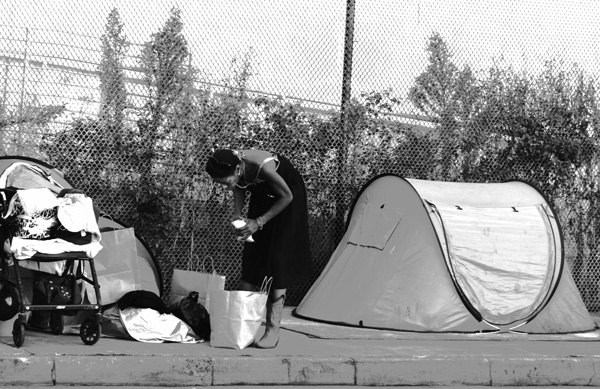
[118,290,168,314]
[33,261,82,315]
[168,291,211,341]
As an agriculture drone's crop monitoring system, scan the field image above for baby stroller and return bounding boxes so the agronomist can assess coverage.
[0,186,104,347]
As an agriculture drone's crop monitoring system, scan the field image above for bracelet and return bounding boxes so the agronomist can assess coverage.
[257,216,264,230]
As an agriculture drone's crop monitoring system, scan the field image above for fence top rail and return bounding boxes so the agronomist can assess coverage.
[0,53,434,126]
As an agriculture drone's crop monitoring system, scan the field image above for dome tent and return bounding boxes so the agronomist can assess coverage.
[295,174,595,334]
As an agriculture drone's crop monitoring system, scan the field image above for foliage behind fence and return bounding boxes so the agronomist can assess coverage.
[1,1,600,309]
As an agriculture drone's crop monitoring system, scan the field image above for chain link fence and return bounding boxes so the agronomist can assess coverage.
[1,0,599,308]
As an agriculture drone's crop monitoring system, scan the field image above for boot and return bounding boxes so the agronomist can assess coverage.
[255,294,285,349]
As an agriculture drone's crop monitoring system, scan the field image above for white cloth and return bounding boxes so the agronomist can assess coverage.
[11,237,103,260]
[57,194,101,242]
[15,188,59,214]
[119,307,200,343]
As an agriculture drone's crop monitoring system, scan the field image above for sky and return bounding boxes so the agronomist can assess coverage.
[1,0,599,114]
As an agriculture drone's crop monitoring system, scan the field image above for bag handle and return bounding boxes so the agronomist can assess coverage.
[259,276,273,295]
[198,255,216,274]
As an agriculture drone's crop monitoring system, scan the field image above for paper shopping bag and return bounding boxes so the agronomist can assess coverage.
[209,277,272,350]
[168,256,225,312]
[84,227,141,305]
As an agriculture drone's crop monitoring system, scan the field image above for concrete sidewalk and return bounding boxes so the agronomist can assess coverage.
[1,309,600,387]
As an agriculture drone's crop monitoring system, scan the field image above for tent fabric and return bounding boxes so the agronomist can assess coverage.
[0,162,66,193]
[433,203,558,326]
[0,156,163,300]
[294,174,595,334]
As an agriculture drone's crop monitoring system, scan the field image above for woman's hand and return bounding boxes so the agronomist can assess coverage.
[231,218,259,240]
[245,219,260,235]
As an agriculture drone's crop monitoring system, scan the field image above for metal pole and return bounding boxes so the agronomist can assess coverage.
[334,0,356,238]
[340,0,355,125]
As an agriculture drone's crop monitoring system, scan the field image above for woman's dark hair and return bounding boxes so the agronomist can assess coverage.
[205,149,240,178]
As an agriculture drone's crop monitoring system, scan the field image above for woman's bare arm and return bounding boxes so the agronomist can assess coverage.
[232,186,245,220]
[256,162,293,224]
[238,159,293,237]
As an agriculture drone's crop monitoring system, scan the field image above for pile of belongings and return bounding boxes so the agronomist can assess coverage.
[3,187,103,263]
[96,290,210,343]
[0,162,212,343]
[0,162,102,263]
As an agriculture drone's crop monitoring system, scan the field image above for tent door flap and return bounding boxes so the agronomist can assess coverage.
[347,202,402,250]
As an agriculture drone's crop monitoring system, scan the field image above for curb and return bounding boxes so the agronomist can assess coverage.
[2,355,600,386]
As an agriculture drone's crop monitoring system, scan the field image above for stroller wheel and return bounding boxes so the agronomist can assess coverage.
[49,312,63,335]
[80,319,101,345]
[12,318,24,348]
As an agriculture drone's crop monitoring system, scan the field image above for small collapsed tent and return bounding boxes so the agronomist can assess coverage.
[295,174,596,334]
[0,156,163,300]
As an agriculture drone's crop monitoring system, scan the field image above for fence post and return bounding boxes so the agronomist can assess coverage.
[340,0,355,113]
[334,0,356,239]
